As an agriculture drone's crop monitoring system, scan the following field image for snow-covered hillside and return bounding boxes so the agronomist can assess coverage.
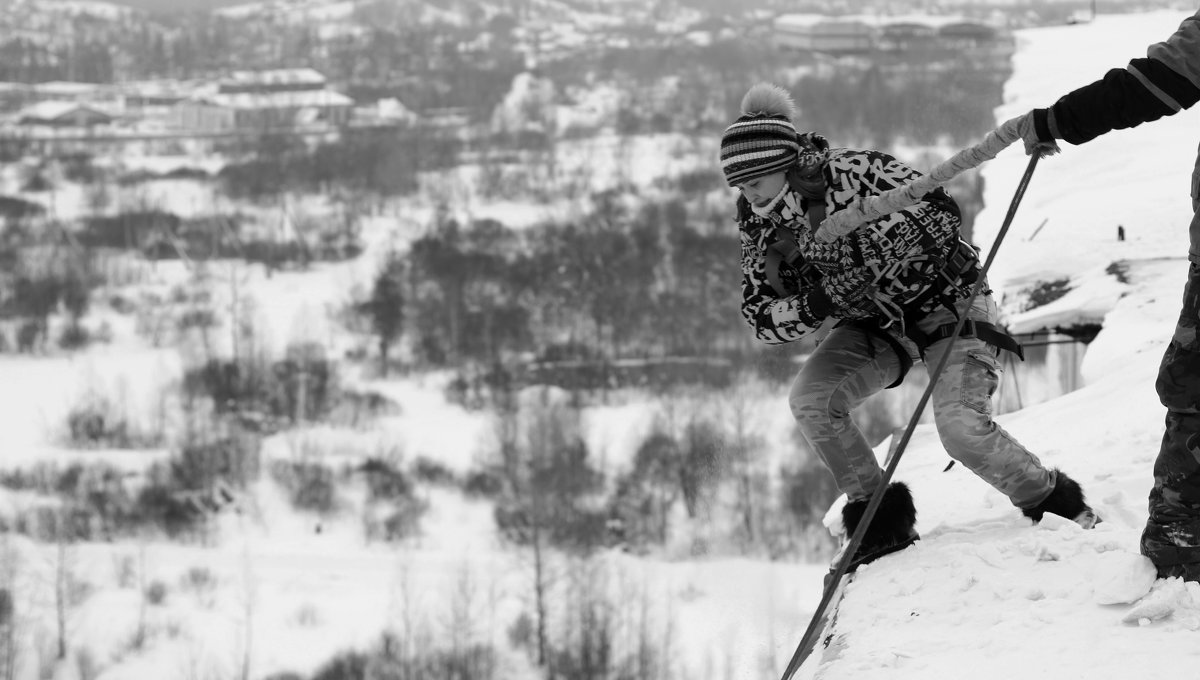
[803,10,1200,679]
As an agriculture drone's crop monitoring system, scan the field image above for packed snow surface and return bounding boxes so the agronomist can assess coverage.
[806,10,1200,679]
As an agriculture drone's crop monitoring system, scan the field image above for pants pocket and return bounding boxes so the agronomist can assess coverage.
[960,347,1001,415]
[1157,343,1200,413]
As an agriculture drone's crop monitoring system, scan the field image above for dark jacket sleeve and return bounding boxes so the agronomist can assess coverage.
[738,221,832,345]
[734,196,835,345]
[1036,12,1200,145]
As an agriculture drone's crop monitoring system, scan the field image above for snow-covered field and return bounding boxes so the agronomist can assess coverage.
[3,8,1200,680]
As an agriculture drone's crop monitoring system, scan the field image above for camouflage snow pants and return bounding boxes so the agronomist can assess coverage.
[1141,253,1200,580]
[790,293,1055,508]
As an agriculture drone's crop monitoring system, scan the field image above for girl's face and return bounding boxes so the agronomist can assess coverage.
[736,171,787,207]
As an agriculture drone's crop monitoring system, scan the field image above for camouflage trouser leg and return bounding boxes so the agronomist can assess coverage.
[790,293,1055,508]
[1141,259,1200,580]
[789,325,898,502]
[921,317,1055,510]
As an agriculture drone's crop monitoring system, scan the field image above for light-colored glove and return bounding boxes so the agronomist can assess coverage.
[814,197,873,243]
[1011,110,1061,157]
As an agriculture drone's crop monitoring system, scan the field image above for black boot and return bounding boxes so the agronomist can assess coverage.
[1021,470,1101,529]
[840,481,920,572]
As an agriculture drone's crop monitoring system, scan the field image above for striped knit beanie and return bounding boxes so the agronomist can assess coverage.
[720,83,801,186]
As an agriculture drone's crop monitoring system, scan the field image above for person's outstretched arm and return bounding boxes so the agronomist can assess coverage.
[1027,12,1200,147]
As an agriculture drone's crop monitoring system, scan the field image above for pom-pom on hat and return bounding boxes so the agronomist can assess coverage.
[720,83,801,186]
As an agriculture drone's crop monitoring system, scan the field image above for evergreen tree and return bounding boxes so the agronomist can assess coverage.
[363,257,405,377]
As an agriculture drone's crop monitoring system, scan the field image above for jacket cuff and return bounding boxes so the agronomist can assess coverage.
[1032,108,1055,142]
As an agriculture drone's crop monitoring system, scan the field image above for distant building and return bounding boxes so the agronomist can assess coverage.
[938,21,999,48]
[880,20,939,47]
[878,15,950,50]
[15,101,114,128]
[28,81,110,104]
[775,13,1001,53]
[173,90,355,132]
[170,69,354,132]
[218,68,328,95]
[119,80,193,110]
[775,14,875,53]
[421,106,473,129]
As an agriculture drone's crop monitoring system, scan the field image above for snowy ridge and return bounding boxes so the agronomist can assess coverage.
[803,261,1200,679]
[803,11,1200,679]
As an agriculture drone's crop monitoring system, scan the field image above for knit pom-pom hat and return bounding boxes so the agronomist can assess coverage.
[720,83,801,186]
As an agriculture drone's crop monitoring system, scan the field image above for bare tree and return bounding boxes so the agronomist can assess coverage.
[724,385,768,551]
[494,400,552,666]
[445,564,477,670]
[235,531,256,680]
[53,506,77,662]
[127,545,149,651]
[441,563,495,679]
[551,557,676,680]
[382,558,424,675]
[0,535,20,680]
[493,391,604,667]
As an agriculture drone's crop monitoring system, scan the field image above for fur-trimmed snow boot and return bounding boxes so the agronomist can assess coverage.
[1021,470,1101,529]
[839,481,920,572]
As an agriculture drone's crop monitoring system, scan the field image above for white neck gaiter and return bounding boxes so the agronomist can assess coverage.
[750,182,790,219]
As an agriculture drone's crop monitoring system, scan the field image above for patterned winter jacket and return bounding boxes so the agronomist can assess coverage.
[739,148,963,345]
[1031,10,1200,261]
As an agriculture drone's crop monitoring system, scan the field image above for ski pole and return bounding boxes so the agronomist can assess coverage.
[779,151,1043,680]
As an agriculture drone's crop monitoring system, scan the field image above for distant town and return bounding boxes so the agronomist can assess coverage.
[0,0,1181,163]
[0,10,1020,154]
[0,67,399,157]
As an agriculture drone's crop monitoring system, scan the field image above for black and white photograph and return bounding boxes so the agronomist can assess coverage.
[0,0,1196,678]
